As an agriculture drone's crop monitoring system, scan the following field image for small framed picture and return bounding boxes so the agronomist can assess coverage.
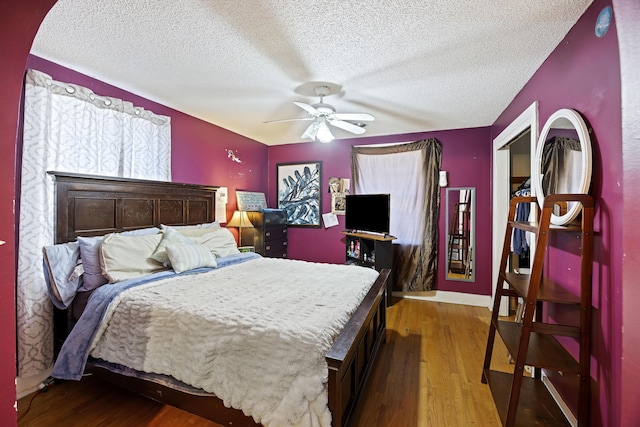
[277,161,322,227]
[328,177,349,215]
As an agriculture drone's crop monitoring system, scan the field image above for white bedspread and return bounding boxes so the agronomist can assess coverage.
[90,257,379,427]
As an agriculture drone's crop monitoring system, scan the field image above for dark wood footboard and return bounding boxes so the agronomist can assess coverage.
[87,269,388,427]
[86,269,389,427]
[327,269,389,427]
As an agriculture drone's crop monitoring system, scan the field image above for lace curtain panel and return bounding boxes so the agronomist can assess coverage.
[351,139,442,292]
[18,69,171,376]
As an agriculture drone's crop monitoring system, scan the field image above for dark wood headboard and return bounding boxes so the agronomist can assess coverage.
[49,171,219,244]
[50,171,220,353]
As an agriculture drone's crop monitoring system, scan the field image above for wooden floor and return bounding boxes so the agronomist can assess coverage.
[18,298,513,427]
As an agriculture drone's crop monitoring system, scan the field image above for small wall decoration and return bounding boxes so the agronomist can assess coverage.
[226,149,243,163]
[595,6,612,38]
[277,161,322,227]
[236,191,267,211]
[216,186,229,223]
[328,177,350,215]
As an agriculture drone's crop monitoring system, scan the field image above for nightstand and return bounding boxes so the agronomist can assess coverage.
[241,209,288,258]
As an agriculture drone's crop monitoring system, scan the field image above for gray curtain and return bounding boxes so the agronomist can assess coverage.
[351,138,442,291]
[541,136,581,195]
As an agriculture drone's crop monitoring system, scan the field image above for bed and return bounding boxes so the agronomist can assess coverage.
[47,171,389,427]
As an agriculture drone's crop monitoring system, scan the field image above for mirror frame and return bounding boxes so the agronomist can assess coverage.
[531,108,592,225]
[445,187,475,282]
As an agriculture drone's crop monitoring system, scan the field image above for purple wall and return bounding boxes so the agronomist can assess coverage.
[25,56,269,224]
[614,1,640,425]
[268,127,493,296]
[2,1,635,426]
[492,0,621,424]
[0,2,57,425]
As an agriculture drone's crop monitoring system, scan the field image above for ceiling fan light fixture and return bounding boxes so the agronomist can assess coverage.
[315,120,335,143]
[301,117,334,143]
[269,84,373,142]
[301,121,319,140]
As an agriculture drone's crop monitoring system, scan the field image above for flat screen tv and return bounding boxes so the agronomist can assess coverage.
[345,194,390,234]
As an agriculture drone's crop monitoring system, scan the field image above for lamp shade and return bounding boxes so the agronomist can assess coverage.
[227,211,253,228]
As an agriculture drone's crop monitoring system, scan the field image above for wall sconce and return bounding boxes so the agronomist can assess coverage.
[439,170,448,187]
[227,210,254,246]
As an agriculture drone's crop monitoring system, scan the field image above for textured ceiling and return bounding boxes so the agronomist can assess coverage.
[31,0,592,146]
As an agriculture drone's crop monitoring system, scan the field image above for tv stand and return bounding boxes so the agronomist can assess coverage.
[341,231,395,306]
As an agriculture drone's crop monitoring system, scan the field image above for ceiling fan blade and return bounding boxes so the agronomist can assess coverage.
[328,119,366,135]
[263,117,314,124]
[333,112,375,121]
[293,101,320,116]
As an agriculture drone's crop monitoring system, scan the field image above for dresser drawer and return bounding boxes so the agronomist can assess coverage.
[264,226,287,242]
[264,238,287,257]
[265,249,287,259]
[243,210,288,258]
[247,210,286,227]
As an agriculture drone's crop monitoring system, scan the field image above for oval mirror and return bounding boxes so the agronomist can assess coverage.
[532,109,592,225]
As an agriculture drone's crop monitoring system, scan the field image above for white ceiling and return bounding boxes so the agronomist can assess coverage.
[31,0,592,146]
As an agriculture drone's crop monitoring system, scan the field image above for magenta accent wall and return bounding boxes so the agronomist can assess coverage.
[2,1,636,427]
[268,127,493,296]
[615,1,640,425]
[0,2,57,425]
[492,0,622,424]
[25,56,269,221]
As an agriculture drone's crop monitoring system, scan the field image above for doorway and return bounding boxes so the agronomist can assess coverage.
[509,129,532,275]
[491,102,538,315]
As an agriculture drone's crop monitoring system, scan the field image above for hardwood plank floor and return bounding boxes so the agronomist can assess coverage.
[18,298,512,426]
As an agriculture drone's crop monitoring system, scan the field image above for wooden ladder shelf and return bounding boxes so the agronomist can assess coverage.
[482,194,594,426]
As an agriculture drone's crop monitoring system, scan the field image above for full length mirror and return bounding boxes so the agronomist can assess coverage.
[532,108,592,225]
[446,187,475,282]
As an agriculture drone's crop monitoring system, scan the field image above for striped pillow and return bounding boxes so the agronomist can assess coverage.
[151,226,195,266]
[165,243,217,274]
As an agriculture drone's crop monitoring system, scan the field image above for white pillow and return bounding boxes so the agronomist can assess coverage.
[194,227,241,258]
[78,227,160,290]
[150,226,195,266]
[161,222,220,237]
[166,243,217,274]
[100,233,165,283]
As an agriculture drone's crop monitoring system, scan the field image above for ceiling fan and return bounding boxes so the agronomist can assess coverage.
[266,86,375,143]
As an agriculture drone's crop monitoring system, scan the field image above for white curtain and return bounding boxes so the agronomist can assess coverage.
[354,148,427,245]
[18,69,171,376]
[351,139,442,291]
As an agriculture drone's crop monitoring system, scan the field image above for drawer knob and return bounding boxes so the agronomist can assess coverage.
[266,231,271,237]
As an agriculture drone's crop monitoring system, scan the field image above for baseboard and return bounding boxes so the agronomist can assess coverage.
[541,371,577,427]
[16,368,52,400]
[393,290,492,308]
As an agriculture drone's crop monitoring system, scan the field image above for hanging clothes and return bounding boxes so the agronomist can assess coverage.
[512,178,531,256]
[513,202,530,255]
